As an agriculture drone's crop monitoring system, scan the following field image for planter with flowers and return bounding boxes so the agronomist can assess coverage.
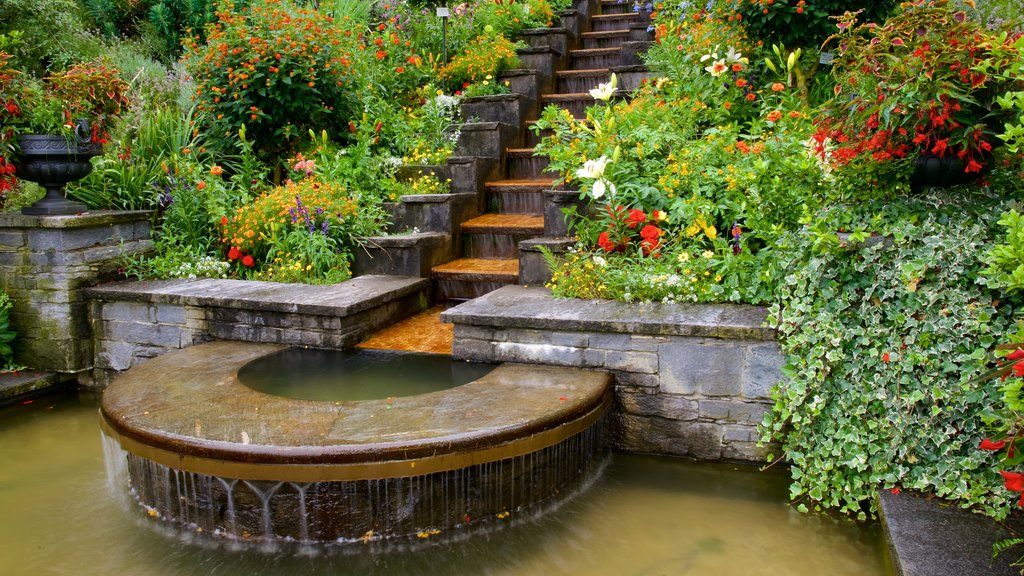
[0,53,128,215]
[810,0,1024,198]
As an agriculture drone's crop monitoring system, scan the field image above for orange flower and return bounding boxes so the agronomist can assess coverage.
[766,110,783,122]
[210,165,224,176]
[771,82,785,92]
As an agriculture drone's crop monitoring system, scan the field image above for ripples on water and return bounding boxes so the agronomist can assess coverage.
[0,392,892,576]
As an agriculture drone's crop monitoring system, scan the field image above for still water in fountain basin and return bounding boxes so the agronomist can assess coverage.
[1,393,894,576]
[237,348,497,401]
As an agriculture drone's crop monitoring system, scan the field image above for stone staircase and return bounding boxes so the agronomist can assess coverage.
[354,0,654,301]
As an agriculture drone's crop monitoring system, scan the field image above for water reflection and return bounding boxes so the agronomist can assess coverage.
[0,392,891,576]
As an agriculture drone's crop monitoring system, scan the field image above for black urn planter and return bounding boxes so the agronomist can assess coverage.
[14,121,101,216]
[910,152,986,189]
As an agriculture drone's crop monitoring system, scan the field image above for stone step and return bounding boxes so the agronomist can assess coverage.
[590,12,642,32]
[461,213,546,234]
[570,47,621,70]
[599,0,634,15]
[556,68,613,94]
[525,121,553,148]
[581,29,630,49]
[505,149,557,181]
[540,92,603,119]
[431,258,519,301]
[460,213,545,259]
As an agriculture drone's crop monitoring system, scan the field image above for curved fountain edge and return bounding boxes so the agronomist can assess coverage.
[100,340,613,481]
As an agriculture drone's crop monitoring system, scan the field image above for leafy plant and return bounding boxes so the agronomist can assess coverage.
[762,191,1019,520]
[0,291,18,370]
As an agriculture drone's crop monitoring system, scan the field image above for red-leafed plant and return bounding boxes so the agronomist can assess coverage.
[811,0,1024,194]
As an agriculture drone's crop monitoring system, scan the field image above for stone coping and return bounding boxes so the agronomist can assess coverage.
[441,285,775,341]
[0,369,72,403]
[0,209,151,228]
[83,275,427,317]
[879,490,1024,576]
[100,340,612,479]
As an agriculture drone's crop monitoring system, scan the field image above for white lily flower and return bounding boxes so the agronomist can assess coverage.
[589,73,618,101]
[576,155,610,180]
[704,59,727,77]
[725,45,749,64]
[591,179,616,200]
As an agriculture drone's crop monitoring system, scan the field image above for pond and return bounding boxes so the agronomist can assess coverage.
[1,391,893,576]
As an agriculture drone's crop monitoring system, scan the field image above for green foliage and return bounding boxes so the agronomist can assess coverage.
[0,0,101,76]
[181,0,360,166]
[437,33,520,92]
[0,291,17,370]
[981,208,1024,294]
[727,0,897,49]
[762,191,1019,520]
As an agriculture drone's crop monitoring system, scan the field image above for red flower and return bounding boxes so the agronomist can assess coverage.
[626,209,646,229]
[220,216,229,226]
[241,255,255,268]
[882,352,890,363]
[965,159,983,173]
[980,438,1007,451]
[375,50,387,60]
[1014,360,1024,377]
[597,231,617,252]
[640,224,663,242]
[228,247,241,261]
[931,138,949,155]
[395,66,405,74]
[1007,349,1024,361]
[1002,470,1024,492]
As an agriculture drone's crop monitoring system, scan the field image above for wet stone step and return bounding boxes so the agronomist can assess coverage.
[460,213,545,234]
[557,69,613,94]
[599,0,634,15]
[581,30,631,50]
[570,47,621,70]
[463,231,539,260]
[505,149,557,181]
[432,258,519,301]
[590,13,642,32]
[525,121,554,148]
[540,93,602,119]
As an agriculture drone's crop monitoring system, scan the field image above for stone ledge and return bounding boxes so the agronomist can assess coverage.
[0,210,151,229]
[0,369,74,403]
[84,275,428,317]
[879,490,1024,576]
[441,285,775,341]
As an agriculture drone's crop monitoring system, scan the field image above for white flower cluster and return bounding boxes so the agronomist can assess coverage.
[170,256,230,279]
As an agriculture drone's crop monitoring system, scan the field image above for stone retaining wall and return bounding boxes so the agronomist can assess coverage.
[442,285,783,461]
[84,275,430,387]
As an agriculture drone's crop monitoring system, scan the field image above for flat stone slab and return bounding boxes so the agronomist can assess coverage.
[879,490,1024,576]
[85,275,427,317]
[441,285,775,341]
[0,369,71,403]
[101,340,612,481]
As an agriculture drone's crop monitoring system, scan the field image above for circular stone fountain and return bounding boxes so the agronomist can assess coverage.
[100,341,612,545]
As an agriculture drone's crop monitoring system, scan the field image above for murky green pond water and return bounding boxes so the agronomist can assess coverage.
[1,392,893,576]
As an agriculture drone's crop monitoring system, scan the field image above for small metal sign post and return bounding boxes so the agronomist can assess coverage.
[436,6,451,63]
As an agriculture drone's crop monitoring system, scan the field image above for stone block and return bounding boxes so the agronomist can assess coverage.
[741,342,786,399]
[103,319,185,348]
[451,338,496,362]
[699,399,770,424]
[95,339,142,371]
[494,341,583,366]
[615,371,660,389]
[722,424,757,443]
[616,390,698,420]
[590,333,632,351]
[660,339,743,396]
[722,441,771,462]
[506,328,588,348]
[454,324,500,342]
[611,414,723,459]
[154,304,186,326]
[603,350,658,373]
[102,301,155,323]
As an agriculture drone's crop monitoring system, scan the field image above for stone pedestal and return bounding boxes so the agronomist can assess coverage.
[0,210,152,375]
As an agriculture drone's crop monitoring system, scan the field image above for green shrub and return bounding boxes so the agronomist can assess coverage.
[0,291,17,370]
[181,0,360,167]
[763,191,1020,520]
[726,0,897,49]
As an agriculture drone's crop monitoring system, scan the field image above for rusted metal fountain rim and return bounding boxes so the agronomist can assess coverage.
[100,340,612,482]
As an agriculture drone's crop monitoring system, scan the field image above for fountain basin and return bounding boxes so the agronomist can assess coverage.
[100,341,612,544]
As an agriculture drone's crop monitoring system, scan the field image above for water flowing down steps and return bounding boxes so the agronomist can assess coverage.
[411,0,653,301]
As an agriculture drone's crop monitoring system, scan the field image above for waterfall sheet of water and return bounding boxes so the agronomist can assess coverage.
[103,418,608,549]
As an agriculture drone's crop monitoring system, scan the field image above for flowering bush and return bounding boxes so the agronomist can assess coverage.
[437,33,520,93]
[811,0,1024,197]
[726,0,897,49]
[220,177,387,282]
[181,0,359,164]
